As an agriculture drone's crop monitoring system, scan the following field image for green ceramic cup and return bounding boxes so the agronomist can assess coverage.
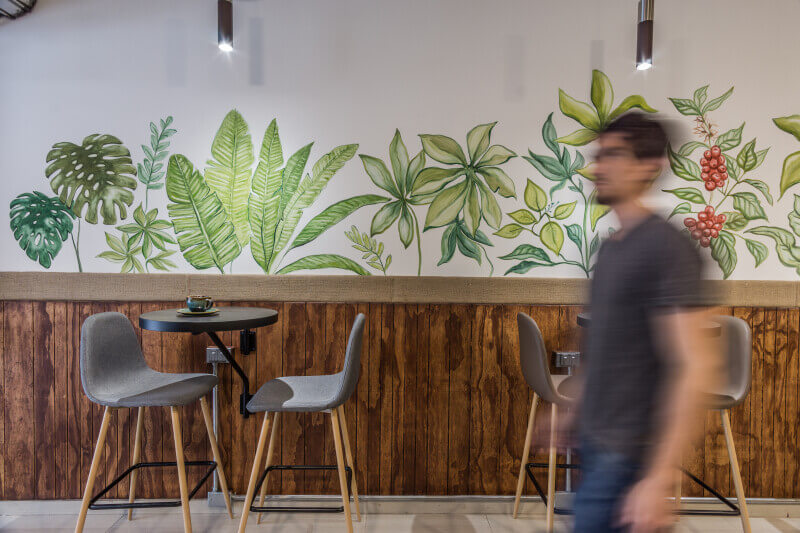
[186,295,213,312]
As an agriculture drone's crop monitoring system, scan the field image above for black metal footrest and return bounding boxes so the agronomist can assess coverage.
[251,464,353,513]
[677,468,740,516]
[88,461,216,510]
[525,461,580,516]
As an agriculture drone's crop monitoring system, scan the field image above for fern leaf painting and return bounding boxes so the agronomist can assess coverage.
[9,191,75,269]
[205,109,254,247]
[166,154,241,272]
[45,134,138,224]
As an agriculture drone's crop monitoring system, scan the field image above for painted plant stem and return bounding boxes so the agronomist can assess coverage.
[71,218,83,272]
[411,208,423,276]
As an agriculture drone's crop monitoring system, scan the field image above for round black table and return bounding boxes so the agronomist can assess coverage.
[139,306,278,417]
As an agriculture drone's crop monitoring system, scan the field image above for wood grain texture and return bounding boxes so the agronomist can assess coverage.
[1,300,798,499]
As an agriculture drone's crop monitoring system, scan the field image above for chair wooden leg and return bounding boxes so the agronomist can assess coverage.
[238,412,272,533]
[338,405,362,521]
[127,407,144,520]
[75,406,112,533]
[331,409,354,533]
[200,396,233,519]
[674,466,682,510]
[256,412,280,524]
[546,403,558,533]
[513,394,539,519]
[721,409,751,533]
[170,407,192,533]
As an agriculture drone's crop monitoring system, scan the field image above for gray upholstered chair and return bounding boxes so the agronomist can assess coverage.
[75,312,233,533]
[238,313,365,533]
[513,312,577,532]
[676,315,752,533]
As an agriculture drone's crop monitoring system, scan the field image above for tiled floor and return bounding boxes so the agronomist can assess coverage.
[2,502,800,533]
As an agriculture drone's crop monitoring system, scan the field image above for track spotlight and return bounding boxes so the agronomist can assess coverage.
[218,0,233,52]
[636,0,653,70]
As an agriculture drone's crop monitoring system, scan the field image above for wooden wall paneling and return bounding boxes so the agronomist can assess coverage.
[426,304,449,494]
[556,305,581,492]
[88,303,110,499]
[138,302,164,497]
[53,302,68,498]
[341,303,359,494]
[727,307,749,499]
[303,303,326,494]
[773,309,788,498]
[107,302,130,499]
[189,320,212,493]
[352,303,370,495]
[281,302,306,493]
[497,304,526,494]
[257,301,284,495]
[33,302,56,498]
[0,301,4,499]
[447,304,472,495]
[322,303,347,494]
[392,303,414,494]
[413,304,431,495]
[702,306,731,497]
[761,308,777,498]
[469,304,502,495]
[217,311,235,493]
[228,302,256,495]
[747,308,765,498]
[4,301,34,499]
[65,302,80,498]
[784,308,800,497]
[377,303,396,495]
[365,302,382,495]
[76,302,94,501]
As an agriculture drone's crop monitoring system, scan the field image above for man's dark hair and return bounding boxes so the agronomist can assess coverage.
[601,112,669,160]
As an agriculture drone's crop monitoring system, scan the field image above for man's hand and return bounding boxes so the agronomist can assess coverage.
[617,471,677,533]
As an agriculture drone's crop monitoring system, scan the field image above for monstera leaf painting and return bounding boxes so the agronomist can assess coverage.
[205,110,254,247]
[45,134,137,224]
[9,191,75,268]
[166,154,241,272]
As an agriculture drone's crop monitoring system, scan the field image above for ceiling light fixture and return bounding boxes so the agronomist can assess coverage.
[218,0,233,52]
[636,0,654,70]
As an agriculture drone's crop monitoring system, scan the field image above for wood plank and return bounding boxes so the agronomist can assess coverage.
[703,306,732,498]
[341,303,359,495]
[325,303,348,494]
[497,304,527,495]
[138,302,165,497]
[447,304,471,495]
[392,303,413,494]
[426,304,449,494]
[33,301,56,498]
[304,302,326,494]
[785,308,800,497]
[773,309,788,498]
[228,302,257,496]
[378,303,396,495]
[4,301,35,499]
[749,308,765,498]
[413,304,431,495]
[365,302,382,495]
[256,301,284,495]
[352,303,371,496]
[0,301,4,499]
[760,308,776,498]
[53,302,69,498]
[281,302,306,493]
[75,302,95,501]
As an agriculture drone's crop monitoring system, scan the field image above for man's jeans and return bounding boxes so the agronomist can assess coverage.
[573,438,642,532]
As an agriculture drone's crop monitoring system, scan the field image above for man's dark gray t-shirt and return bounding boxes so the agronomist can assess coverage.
[579,214,703,460]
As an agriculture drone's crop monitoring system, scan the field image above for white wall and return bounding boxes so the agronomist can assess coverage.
[1,0,799,279]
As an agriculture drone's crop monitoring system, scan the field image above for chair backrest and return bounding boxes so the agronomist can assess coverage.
[331,313,366,407]
[715,315,752,404]
[80,312,149,404]
[517,312,565,404]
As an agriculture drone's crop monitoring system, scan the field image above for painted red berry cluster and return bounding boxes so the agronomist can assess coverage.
[699,145,728,191]
[684,205,726,248]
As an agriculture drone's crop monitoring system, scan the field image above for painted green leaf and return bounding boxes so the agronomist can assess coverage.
[590,69,614,121]
[678,141,708,157]
[477,181,502,229]
[466,122,495,163]
[747,226,800,270]
[204,110,254,247]
[499,244,550,262]
[147,250,177,271]
[438,224,457,265]
[607,95,657,122]
[663,187,705,204]
[524,152,565,181]
[9,191,75,268]
[667,202,691,220]
[360,154,399,197]
[116,204,175,259]
[702,87,734,113]
[477,145,516,167]
[406,150,426,192]
[278,143,313,220]
[721,211,748,231]
[789,195,800,237]
[412,167,464,196]
[463,184,482,235]
[508,209,535,225]
[774,115,800,142]
[494,223,524,239]
[389,130,410,195]
[398,206,414,248]
[576,164,597,181]
[740,179,771,205]
[424,181,469,229]
[556,128,598,147]
[524,180,547,212]
[540,221,564,256]
[779,152,800,199]
[724,153,741,180]
[165,154,241,272]
[249,119,285,272]
[566,224,582,249]
[504,261,549,275]
[732,192,766,220]
[558,89,601,130]
[138,116,176,190]
[554,201,577,219]
[667,146,702,181]
[716,123,745,152]
[744,238,768,267]
[668,97,700,116]
[477,167,516,198]
[542,113,559,155]
[737,139,758,172]
[46,134,137,224]
[589,233,600,258]
[589,190,610,230]
[291,194,388,249]
[456,230,483,265]
[419,134,467,165]
[693,85,708,107]
[276,253,370,275]
[710,230,737,279]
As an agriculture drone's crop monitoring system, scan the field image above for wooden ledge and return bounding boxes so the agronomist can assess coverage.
[0,272,798,306]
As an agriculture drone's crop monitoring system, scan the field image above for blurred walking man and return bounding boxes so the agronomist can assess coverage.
[570,113,715,532]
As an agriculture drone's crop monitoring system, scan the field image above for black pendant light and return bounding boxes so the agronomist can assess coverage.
[218,0,233,52]
[636,0,654,70]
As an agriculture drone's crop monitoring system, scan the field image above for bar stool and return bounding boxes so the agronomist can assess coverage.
[238,313,365,533]
[75,312,233,533]
[676,315,752,533]
[513,313,577,532]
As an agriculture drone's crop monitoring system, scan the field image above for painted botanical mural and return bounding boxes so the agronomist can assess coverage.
[9,70,800,279]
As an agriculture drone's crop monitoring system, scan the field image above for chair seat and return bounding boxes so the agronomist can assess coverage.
[247,374,344,413]
[702,392,738,410]
[91,371,218,408]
